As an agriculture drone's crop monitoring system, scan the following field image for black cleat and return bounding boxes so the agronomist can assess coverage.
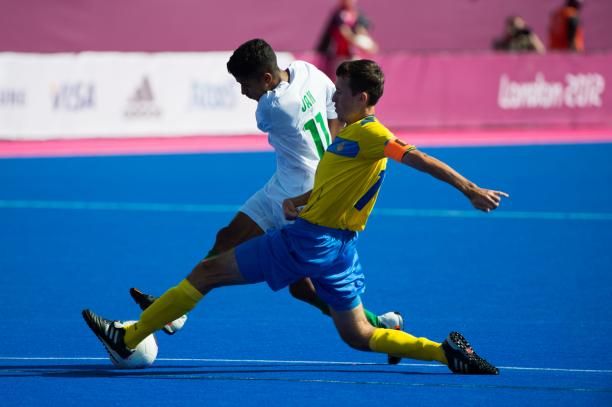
[378,311,404,365]
[442,331,499,375]
[82,309,133,362]
[388,356,402,365]
[129,287,187,335]
[129,287,157,311]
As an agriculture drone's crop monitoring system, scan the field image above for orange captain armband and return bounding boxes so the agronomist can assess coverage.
[384,138,416,162]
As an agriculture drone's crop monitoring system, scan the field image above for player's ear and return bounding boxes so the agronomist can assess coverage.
[262,72,274,86]
[359,91,369,106]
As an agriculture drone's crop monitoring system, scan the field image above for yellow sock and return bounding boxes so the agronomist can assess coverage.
[124,279,203,349]
[368,328,448,364]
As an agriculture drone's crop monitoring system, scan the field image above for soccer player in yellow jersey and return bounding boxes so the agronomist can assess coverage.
[83,59,508,374]
[129,39,405,364]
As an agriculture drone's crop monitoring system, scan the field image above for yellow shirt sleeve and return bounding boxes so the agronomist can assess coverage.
[358,121,395,160]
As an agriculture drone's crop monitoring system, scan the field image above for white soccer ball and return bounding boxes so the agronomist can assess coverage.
[110,321,158,369]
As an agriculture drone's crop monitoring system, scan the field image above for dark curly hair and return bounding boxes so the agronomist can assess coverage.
[336,59,385,106]
[227,39,279,79]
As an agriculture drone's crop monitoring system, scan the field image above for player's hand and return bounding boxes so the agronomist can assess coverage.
[283,198,300,220]
[468,187,509,212]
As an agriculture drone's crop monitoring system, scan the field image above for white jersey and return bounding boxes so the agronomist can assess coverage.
[255,60,337,196]
[240,61,337,232]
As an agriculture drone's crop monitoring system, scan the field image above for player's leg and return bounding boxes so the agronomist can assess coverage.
[329,302,376,351]
[289,278,331,315]
[122,249,247,349]
[288,278,401,329]
[303,229,405,364]
[83,248,251,357]
[206,211,264,258]
[129,211,264,333]
[330,303,446,360]
[84,222,289,360]
[287,229,404,363]
[330,304,499,374]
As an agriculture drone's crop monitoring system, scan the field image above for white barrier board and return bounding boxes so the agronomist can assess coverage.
[0,52,294,140]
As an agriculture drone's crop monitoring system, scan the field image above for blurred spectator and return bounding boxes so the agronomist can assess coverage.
[548,0,585,51]
[493,16,546,53]
[315,0,378,79]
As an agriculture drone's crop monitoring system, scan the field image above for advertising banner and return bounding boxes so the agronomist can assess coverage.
[374,52,612,129]
[2,51,610,140]
[0,52,293,140]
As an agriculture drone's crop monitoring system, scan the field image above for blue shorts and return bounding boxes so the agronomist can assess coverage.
[235,218,365,311]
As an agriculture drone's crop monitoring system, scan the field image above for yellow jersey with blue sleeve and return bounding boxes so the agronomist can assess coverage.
[299,115,415,231]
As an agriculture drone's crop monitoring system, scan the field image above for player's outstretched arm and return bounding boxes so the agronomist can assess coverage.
[283,190,312,220]
[401,149,509,212]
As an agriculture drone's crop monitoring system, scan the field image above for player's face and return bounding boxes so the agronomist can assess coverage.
[333,76,362,124]
[235,75,268,101]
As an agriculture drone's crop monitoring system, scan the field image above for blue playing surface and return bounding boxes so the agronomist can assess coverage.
[1,144,611,406]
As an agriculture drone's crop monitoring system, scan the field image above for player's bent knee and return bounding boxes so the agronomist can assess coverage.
[337,327,372,351]
[339,333,370,351]
[187,252,244,294]
[187,260,215,294]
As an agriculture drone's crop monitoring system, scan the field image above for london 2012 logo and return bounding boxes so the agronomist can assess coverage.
[124,76,162,118]
[498,72,605,110]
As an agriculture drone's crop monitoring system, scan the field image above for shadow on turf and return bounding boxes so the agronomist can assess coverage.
[0,364,445,379]
[8,365,612,394]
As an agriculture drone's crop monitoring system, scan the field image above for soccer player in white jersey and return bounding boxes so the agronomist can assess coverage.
[130,39,404,363]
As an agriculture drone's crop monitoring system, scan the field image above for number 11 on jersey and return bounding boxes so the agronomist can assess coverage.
[304,112,331,158]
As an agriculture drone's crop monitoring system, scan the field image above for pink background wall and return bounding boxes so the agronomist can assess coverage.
[294,51,612,129]
[1,0,611,53]
[2,1,610,131]
[372,52,612,129]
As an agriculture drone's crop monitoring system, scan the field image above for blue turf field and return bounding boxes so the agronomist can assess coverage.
[1,144,611,406]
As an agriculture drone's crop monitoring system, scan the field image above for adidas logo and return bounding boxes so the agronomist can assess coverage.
[124,76,162,118]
